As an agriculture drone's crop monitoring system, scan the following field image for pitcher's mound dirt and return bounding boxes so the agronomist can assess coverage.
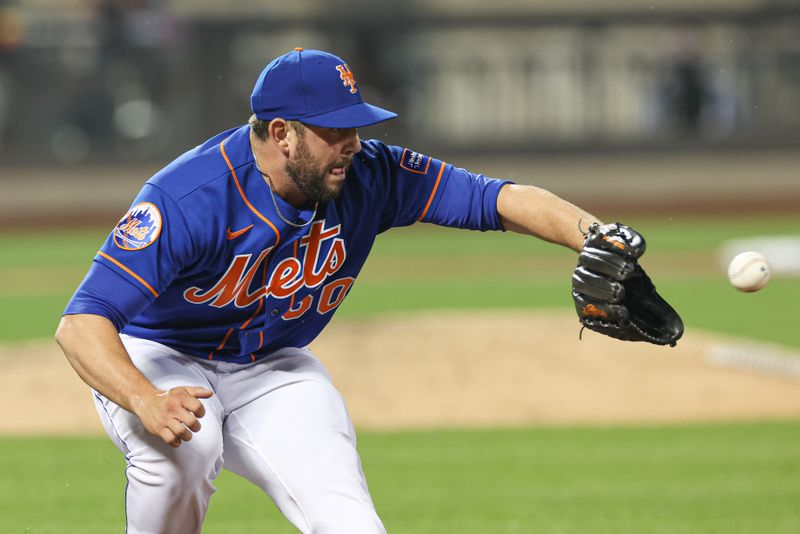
[4,310,800,435]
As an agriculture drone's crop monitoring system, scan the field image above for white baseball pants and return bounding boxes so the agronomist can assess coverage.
[93,335,385,534]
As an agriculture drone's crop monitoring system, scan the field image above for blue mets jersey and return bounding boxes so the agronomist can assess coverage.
[64,125,511,363]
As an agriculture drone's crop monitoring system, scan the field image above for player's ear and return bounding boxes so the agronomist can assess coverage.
[268,119,291,155]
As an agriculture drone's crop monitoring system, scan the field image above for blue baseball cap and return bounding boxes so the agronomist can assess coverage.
[251,48,397,128]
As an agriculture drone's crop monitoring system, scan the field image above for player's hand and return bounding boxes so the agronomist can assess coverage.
[136,386,214,448]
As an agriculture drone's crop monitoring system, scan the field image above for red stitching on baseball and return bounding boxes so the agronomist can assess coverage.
[729,257,766,279]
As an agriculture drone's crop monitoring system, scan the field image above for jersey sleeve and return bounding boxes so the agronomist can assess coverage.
[63,183,197,330]
[377,143,513,232]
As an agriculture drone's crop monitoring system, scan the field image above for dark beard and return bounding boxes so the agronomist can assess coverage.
[284,139,345,204]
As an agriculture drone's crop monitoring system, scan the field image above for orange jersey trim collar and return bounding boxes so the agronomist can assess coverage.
[219,141,281,247]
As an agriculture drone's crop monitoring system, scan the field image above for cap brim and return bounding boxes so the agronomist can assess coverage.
[300,102,397,128]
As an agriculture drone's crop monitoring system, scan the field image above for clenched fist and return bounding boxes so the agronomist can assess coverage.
[135,386,214,448]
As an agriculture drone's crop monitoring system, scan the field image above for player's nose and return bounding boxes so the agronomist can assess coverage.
[341,129,361,156]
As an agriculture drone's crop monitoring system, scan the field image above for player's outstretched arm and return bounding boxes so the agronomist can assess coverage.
[496,184,602,252]
[55,314,213,448]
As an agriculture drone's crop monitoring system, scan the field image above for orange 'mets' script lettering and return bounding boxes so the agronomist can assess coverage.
[184,220,347,309]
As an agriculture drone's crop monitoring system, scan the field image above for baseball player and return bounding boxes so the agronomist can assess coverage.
[55,48,602,533]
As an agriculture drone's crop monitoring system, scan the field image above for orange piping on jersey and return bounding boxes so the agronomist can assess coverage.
[256,250,269,351]
[251,354,256,363]
[416,160,447,222]
[97,251,159,298]
[211,141,280,361]
[206,327,234,360]
[220,141,281,247]
[216,328,234,350]
[288,240,299,310]
[239,300,264,329]
[207,298,262,359]
[209,296,262,359]
[208,327,233,360]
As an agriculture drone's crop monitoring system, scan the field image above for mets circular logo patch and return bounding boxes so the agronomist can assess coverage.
[113,202,162,250]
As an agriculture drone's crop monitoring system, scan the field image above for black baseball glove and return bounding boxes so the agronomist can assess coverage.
[571,222,684,346]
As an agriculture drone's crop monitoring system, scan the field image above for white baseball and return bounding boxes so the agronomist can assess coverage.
[727,251,771,292]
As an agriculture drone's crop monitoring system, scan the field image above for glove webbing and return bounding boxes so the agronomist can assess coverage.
[579,318,677,347]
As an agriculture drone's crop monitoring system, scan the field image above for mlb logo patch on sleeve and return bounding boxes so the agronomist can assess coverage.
[113,202,163,250]
[400,148,431,174]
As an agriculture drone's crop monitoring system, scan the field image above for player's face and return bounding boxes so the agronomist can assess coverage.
[285,124,361,204]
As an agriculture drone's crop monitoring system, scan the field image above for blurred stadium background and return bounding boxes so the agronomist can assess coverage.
[1,0,800,222]
[2,1,800,532]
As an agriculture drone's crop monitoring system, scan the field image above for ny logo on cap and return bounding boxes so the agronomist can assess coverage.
[335,64,358,94]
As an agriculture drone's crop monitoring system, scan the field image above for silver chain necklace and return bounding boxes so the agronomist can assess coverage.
[253,159,318,229]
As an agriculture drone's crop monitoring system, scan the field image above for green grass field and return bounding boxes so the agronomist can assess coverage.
[2,214,799,532]
[2,214,798,346]
[2,422,800,533]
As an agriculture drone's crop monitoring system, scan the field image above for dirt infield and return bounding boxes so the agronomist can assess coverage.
[4,310,800,436]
